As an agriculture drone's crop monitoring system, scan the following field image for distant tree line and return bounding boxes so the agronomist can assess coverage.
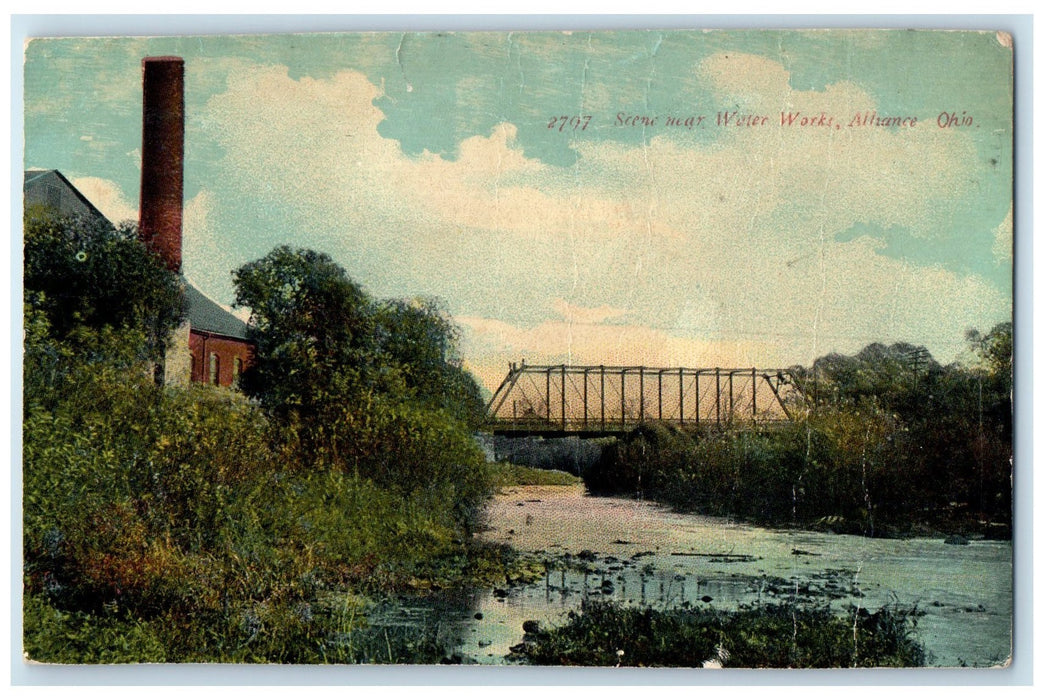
[586,328,1012,537]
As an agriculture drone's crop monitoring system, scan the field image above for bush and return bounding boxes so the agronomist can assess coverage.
[511,600,926,668]
[24,210,185,358]
[24,240,498,662]
[584,377,1008,536]
[489,462,582,489]
[585,422,828,526]
[23,323,493,661]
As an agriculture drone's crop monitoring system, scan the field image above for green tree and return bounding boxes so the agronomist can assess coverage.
[794,342,938,414]
[232,247,490,503]
[23,238,497,663]
[374,298,486,427]
[966,321,1013,381]
[588,329,1012,534]
[232,246,376,420]
[23,210,186,360]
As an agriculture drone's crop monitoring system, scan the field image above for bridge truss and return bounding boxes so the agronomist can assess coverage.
[486,362,803,436]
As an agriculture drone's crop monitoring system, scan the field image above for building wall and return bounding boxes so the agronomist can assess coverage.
[164,320,193,386]
[189,331,254,388]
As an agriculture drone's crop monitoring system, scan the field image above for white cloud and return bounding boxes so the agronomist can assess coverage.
[459,313,776,396]
[70,176,137,224]
[550,298,628,325]
[195,56,1010,391]
[460,240,1006,392]
[992,206,1013,263]
[181,189,252,304]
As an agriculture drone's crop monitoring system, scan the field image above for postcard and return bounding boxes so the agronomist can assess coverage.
[21,27,1013,669]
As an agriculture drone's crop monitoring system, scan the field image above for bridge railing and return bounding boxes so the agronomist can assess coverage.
[485,363,805,434]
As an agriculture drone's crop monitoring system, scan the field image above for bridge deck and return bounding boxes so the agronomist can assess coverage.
[488,418,791,438]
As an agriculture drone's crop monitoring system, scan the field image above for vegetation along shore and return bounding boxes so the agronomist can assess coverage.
[23,210,1009,664]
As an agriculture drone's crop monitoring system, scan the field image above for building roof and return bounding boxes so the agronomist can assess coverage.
[24,169,110,224]
[184,283,251,340]
[25,169,252,343]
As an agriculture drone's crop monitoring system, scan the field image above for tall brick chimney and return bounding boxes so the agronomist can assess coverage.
[139,56,184,272]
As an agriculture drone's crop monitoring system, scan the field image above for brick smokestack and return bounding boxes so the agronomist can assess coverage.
[139,56,184,272]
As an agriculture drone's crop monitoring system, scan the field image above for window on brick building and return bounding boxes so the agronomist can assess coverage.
[209,353,220,385]
[232,357,242,383]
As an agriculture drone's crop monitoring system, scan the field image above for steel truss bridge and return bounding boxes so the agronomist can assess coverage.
[486,362,803,437]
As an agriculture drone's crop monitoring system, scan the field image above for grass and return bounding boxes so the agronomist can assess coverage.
[509,599,926,668]
[489,462,582,489]
[23,590,458,664]
[367,541,547,592]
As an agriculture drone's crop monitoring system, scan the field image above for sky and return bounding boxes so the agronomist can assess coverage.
[22,29,1013,392]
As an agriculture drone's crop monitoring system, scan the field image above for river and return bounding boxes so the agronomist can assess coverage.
[382,484,1012,667]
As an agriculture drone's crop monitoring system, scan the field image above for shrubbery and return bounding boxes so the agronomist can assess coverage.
[24,354,489,661]
[510,599,926,668]
[24,334,474,660]
[586,335,1012,537]
[489,462,582,489]
[23,220,497,662]
[23,210,186,358]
